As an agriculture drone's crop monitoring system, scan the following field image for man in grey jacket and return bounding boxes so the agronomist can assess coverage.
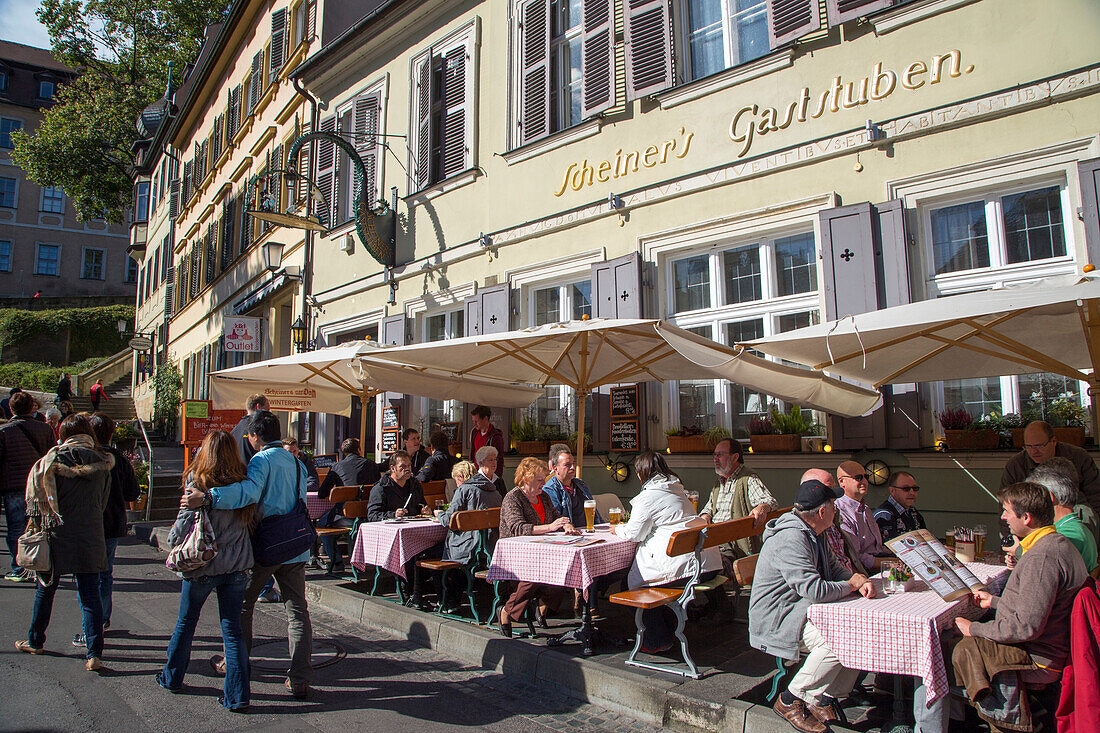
[749,469,874,733]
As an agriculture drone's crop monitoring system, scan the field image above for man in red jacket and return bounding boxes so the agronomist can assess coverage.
[469,405,504,469]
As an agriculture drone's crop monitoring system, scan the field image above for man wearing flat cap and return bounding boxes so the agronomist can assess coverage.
[749,469,875,733]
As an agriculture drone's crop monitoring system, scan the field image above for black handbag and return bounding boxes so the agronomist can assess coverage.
[252,459,317,567]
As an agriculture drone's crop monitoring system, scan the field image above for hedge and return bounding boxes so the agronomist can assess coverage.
[0,358,104,392]
[0,305,134,361]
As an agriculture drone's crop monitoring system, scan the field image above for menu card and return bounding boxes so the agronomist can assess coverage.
[884,529,986,602]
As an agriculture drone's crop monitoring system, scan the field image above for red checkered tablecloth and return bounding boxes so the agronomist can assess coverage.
[305,491,333,520]
[486,529,636,590]
[349,518,447,580]
[807,562,1010,704]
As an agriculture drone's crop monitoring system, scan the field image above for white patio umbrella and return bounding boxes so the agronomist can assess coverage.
[365,318,883,475]
[741,272,1100,430]
[209,340,544,446]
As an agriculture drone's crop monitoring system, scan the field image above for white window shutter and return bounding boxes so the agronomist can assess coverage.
[624,0,673,100]
[314,115,336,227]
[767,0,823,47]
[440,44,469,179]
[353,92,381,209]
[412,54,435,191]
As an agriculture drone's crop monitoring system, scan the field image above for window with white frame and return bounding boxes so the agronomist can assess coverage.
[0,117,21,148]
[38,80,55,99]
[134,181,149,222]
[324,79,384,228]
[665,228,821,435]
[679,0,769,82]
[81,247,105,280]
[40,185,64,213]
[0,176,15,208]
[923,178,1085,422]
[35,243,59,276]
[549,0,583,133]
[926,183,1070,278]
[409,22,476,191]
[0,240,11,272]
[423,309,465,429]
[526,279,593,433]
[0,70,8,92]
[125,256,139,283]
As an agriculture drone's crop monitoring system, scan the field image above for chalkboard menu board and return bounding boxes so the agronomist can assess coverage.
[382,406,400,430]
[312,453,339,469]
[438,421,462,447]
[610,385,639,418]
[380,430,399,454]
[610,419,640,452]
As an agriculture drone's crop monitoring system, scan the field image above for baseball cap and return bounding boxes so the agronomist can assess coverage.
[795,478,842,510]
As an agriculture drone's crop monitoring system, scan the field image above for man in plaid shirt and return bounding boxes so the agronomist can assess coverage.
[700,438,778,562]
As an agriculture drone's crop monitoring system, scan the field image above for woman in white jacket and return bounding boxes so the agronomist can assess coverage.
[612,451,721,653]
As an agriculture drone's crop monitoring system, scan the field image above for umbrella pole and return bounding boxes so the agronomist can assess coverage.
[577,389,588,478]
[359,390,369,450]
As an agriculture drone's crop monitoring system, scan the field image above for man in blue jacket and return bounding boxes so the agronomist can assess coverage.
[183,410,313,699]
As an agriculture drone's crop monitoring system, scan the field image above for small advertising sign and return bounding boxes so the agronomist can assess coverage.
[224,316,261,353]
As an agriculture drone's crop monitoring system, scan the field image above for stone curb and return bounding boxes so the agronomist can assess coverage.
[140,524,857,733]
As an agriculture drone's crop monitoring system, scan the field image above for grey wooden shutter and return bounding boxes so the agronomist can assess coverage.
[270,8,287,81]
[519,0,551,144]
[221,196,234,269]
[248,52,262,113]
[767,0,822,47]
[212,114,224,160]
[168,179,180,219]
[818,203,877,321]
[624,0,673,100]
[581,0,614,117]
[464,295,481,337]
[182,159,193,204]
[380,314,407,346]
[874,199,911,308]
[307,0,316,39]
[239,184,252,254]
[205,227,216,283]
[413,54,435,191]
[440,44,468,180]
[229,85,241,137]
[314,115,336,226]
[297,124,311,204]
[164,266,174,317]
[190,243,200,297]
[353,92,381,208]
[1078,157,1100,267]
[826,0,893,25]
[591,252,643,318]
[480,284,511,334]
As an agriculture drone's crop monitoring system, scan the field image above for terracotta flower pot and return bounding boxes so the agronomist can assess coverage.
[749,433,803,453]
[945,429,999,451]
[515,440,551,456]
[129,494,148,511]
[666,435,709,453]
[1054,426,1086,447]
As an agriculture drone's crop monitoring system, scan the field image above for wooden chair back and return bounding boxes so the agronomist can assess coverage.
[327,485,360,503]
[665,507,791,557]
[732,554,759,586]
[449,507,501,532]
[422,479,447,508]
[342,500,370,519]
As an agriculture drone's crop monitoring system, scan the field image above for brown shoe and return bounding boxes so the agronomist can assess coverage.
[285,677,309,700]
[805,700,842,725]
[772,697,827,733]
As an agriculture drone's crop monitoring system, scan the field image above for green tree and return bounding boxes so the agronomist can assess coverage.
[11,0,230,223]
[152,360,182,437]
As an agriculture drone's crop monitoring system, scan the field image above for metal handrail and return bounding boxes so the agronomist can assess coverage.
[133,414,155,522]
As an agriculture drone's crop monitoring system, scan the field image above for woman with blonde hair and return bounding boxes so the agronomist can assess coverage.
[496,457,579,637]
[158,430,256,712]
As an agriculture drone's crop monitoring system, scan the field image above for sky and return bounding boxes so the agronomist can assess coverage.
[0,0,51,50]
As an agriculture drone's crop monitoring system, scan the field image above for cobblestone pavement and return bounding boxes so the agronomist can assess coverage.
[0,531,666,732]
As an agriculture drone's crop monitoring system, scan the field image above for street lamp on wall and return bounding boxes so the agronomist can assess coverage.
[290,316,308,353]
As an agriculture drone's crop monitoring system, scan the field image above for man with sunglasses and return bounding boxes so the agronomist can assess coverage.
[834,461,888,572]
[1001,420,1100,542]
[874,471,926,541]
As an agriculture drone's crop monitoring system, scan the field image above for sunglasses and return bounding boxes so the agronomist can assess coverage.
[892,485,920,492]
[842,474,868,482]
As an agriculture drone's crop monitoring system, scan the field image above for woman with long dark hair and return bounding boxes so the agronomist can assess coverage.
[158,430,256,712]
[612,451,721,653]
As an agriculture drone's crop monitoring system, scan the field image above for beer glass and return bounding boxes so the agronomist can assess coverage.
[974,525,987,558]
[584,499,597,532]
[609,506,621,526]
[687,491,699,513]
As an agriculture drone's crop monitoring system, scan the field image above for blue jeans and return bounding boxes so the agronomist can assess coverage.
[99,537,119,623]
[29,572,103,658]
[2,492,27,573]
[162,570,250,710]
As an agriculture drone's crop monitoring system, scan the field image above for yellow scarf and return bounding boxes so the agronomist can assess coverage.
[1019,525,1057,554]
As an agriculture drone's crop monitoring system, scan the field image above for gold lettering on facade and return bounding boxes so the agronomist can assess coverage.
[553,127,694,196]
[729,50,973,158]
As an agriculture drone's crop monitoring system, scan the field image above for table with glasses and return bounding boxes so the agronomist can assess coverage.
[807,562,1011,705]
[349,516,447,581]
[486,525,636,655]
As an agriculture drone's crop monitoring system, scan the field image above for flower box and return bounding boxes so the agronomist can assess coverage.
[666,435,710,453]
[945,429,1000,451]
[750,433,803,453]
[514,440,551,456]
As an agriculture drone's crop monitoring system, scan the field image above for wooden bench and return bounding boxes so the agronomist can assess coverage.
[416,507,500,622]
[314,485,361,540]
[421,480,447,511]
[609,507,789,679]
